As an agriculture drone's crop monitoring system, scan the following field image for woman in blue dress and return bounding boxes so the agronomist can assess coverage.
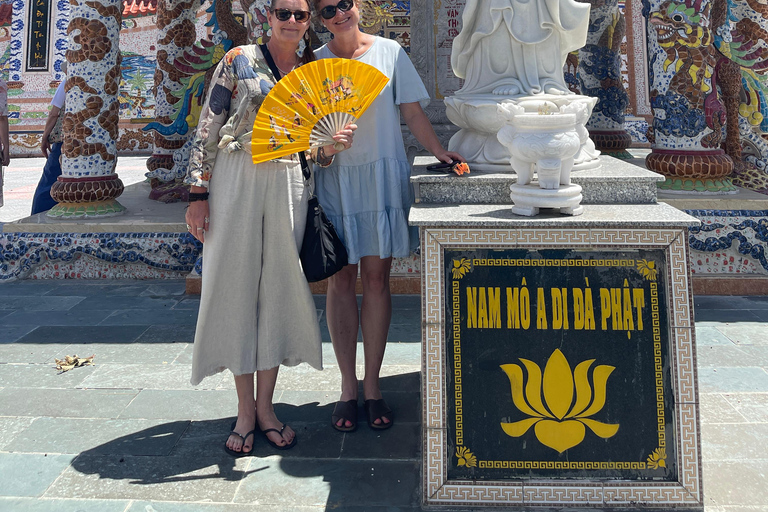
[311,0,464,431]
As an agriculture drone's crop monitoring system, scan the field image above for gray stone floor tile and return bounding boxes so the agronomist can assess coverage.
[277,389,421,424]
[0,325,36,344]
[4,418,189,456]
[44,454,249,502]
[701,423,768,461]
[0,453,74,497]
[748,309,768,321]
[234,458,419,508]
[141,282,188,296]
[170,420,343,460]
[172,344,194,365]
[273,364,343,392]
[695,324,735,347]
[0,309,114,326]
[738,346,768,368]
[696,345,756,367]
[0,282,59,296]
[699,393,747,424]
[0,497,130,512]
[695,296,768,311]
[62,342,189,365]
[698,367,768,393]
[71,295,180,310]
[0,363,95,389]
[702,460,768,507]
[134,325,197,344]
[0,388,138,418]
[173,297,200,310]
[44,282,152,297]
[340,421,420,460]
[127,502,324,512]
[13,325,150,344]
[694,309,763,323]
[714,322,768,346]
[722,393,768,422]
[79,363,214,391]
[390,306,422,326]
[100,309,198,326]
[119,389,236,420]
[0,343,84,364]
[0,295,85,311]
[0,417,35,450]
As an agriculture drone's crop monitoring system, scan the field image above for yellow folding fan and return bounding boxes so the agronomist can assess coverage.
[251,58,389,164]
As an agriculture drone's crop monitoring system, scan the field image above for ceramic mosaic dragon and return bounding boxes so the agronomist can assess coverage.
[63,0,122,163]
[648,0,724,148]
[712,0,768,192]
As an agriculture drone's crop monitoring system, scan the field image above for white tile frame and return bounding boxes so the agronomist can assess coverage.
[421,227,702,508]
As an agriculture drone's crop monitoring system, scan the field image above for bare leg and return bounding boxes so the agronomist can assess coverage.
[360,256,392,426]
[255,366,294,447]
[327,263,360,428]
[227,373,257,453]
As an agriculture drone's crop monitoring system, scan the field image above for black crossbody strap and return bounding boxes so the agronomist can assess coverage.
[259,43,311,182]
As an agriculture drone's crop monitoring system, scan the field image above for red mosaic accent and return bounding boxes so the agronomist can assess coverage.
[123,0,157,18]
[645,150,733,179]
[50,176,125,203]
[590,130,633,151]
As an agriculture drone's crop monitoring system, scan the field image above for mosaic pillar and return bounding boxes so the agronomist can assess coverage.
[643,0,735,193]
[577,0,632,158]
[144,0,203,201]
[713,0,768,193]
[49,0,126,218]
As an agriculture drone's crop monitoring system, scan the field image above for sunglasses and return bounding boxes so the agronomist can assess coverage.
[319,0,353,20]
[272,8,311,22]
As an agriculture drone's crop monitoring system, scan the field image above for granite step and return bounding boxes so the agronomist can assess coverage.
[411,155,664,205]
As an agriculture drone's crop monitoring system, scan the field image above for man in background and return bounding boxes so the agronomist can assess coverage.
[32,62,66,214]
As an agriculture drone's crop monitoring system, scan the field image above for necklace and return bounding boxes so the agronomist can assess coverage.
[267,41,297,77]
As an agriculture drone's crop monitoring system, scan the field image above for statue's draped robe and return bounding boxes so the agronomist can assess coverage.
[452,0,590,95]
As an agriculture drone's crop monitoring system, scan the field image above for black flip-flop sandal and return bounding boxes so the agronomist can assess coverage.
[261,424,297,450]
[224,421,256,457]
[364,398,393,430]
[331,399,358,432]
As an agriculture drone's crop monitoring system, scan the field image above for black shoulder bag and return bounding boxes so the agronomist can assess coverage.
[260,44,348,282]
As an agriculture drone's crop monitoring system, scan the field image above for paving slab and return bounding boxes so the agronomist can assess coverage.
[0,295,85,311]
[698,367,768,393]
[71,295,180,310]
[0,282,59,296]
[722,393,768,422]
[696,345,758,367]
[4,418,189,456]
[141,282,188,296]
[0,388,138,418]
[0,497,129,512]
[99,309,198,326]
[339,420,420,460]
[119,389,236,420]
[0,363,95,388]
[44,454,250,502]
[12,325,150,344]
[0,453,75,497]
[0,309,114,326]
[234,458,419,508]
[714,322,768,345]
[133,325,197,344]
[698,393,748,424]
[61,342,189,365]
[0,325,39,345]
[702,460,768,507]
[79,363,215,391]
[693,309,764,323]
[126,502,323,512]
[43,283,153,297]
[0,417,36,449]
[0,342,89,364]
[695,324,736,347]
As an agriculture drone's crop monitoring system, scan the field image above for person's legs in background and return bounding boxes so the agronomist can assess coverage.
[31,141,62,215]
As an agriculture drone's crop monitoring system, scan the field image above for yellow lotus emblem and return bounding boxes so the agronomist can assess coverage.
[452,258,472,279]
[500,349,620,453]
[637,259,658,281]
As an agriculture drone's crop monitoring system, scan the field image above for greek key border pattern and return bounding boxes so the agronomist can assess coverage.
[421,226,702,507]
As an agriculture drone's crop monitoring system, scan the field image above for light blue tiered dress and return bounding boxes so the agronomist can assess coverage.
[314,37,430,263]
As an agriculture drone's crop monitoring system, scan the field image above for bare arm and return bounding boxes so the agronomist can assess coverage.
[40,106,61,159]
[399,101,464,164]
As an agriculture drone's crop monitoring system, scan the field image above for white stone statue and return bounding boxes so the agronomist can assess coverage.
[452,0,590,96]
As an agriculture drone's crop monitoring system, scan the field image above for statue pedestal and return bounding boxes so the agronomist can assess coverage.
[410,159,704,509]
[508,182,583,216]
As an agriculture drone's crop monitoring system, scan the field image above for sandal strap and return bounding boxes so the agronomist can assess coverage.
[261,424,285,436]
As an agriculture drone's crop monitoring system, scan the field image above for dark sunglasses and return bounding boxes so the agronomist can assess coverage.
[272,8,311,22]
[319,0,353,20]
